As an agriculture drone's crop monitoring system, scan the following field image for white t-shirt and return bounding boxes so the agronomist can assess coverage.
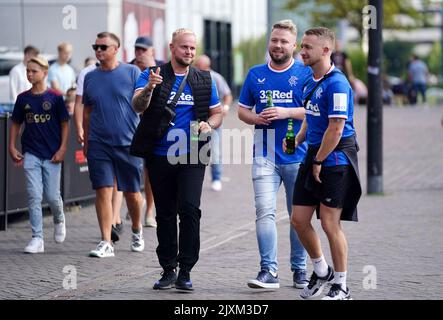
[48,61,76,93]
[76,64,97,96]
[9,62,32,102]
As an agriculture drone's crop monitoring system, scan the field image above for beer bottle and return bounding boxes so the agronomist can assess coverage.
[191,119,200,142]
[265,90,274,108]
[285,119,296,155]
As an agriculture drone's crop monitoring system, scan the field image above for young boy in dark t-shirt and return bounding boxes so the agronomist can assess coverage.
[9,55,70,253]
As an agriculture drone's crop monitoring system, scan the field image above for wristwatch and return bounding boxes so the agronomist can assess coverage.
[312,156,323,165]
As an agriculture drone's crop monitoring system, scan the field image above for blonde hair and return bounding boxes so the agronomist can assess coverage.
[304,27,336,48]
[57,42,73,52]
[171,28,196,43]
[272,20,297,37]
[28,55,49,70]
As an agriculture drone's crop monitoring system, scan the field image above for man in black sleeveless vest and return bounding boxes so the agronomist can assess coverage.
[131,28,223,291]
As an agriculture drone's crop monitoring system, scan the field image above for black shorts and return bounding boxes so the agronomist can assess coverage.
[293,164,352,209]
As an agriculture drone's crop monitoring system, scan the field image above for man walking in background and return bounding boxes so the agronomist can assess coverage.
[194,54,233,191]
[9,45,39,102]
[48,42,76,94]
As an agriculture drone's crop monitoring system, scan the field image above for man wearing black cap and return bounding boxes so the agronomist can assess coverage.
[129,36,164,229]
[131,36,164,71]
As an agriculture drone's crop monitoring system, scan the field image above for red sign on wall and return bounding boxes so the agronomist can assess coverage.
[122,0,167,63]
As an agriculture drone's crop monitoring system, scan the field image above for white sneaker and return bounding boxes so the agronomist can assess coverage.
[24,238,44,254]
[89,241,114,258]
[211,180,222,192]
[321,284,352,300]
[144,215,157,228]
[54,221,66,243]
[131,230,145,252]
[300,266,335,299]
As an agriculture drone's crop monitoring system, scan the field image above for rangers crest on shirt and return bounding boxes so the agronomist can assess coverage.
[315,87,323,99]
[288,75,298,87]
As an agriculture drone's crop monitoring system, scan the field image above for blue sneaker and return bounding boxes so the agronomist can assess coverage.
[175,270,193,291]
[247,270,280,289]
[293,269,309,289]
[153,269,177,290]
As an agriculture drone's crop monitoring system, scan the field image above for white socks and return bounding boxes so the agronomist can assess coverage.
[334,271,347,290]
[312,256,329,277]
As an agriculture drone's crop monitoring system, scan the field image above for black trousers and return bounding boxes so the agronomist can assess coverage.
[147,155,206,273]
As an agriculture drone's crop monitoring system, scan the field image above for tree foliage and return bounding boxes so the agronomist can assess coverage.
[383,40,414,77]
[235,34,267,75]
[427,41,441,77]
[285,0,426,39]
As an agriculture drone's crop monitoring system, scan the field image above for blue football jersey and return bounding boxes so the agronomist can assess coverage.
[239,59,312,164]
[135,72,220,156]
[303,66,355,166]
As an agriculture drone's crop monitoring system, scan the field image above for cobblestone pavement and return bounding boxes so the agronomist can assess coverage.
[1,105,442,300]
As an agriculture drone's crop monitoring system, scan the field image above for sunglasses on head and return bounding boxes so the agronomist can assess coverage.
[92,44,113,51]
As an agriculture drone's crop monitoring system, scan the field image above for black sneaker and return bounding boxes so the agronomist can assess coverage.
[300,266,334,299]
[247,269,280,289]
[111,225,120,243]
[114,222,124,234]
[293,269,309,289]
[175,270,194,291]
[153,269,177,290]
[322,283,352,300]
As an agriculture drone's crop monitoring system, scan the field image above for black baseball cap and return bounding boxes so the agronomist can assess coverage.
[134,36,153,49]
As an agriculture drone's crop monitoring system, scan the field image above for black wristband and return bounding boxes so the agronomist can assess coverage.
[312,157,323,165]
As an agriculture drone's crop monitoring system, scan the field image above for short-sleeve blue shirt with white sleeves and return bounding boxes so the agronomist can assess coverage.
[238,59,312,164]
[135,70,220,156]
[303,66,355,166]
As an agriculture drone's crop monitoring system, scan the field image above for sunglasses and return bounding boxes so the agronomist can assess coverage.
[92,44,114,51]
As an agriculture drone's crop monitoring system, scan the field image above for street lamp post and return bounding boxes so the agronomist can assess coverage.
[367,0,384,194]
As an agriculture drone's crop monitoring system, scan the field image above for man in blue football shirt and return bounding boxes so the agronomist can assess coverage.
[131,28,223,291]
[290,27,361,300]
[238,20,311,290]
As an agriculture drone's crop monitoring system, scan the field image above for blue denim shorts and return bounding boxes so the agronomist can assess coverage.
[87,141,143,192]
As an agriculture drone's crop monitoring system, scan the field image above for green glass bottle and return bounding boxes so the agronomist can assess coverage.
[191,119,200,142]
[285,119,296,155]
[265,90,274,108]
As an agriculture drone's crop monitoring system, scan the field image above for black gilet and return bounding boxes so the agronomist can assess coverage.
[130,62,212,159]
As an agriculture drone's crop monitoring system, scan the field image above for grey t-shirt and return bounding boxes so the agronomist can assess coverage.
[210,70,231,101]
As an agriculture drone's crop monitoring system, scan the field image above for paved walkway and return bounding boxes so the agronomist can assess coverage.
[1,105,442,300]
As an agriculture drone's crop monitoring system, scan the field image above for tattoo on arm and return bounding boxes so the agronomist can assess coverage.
[133,89,152,113]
